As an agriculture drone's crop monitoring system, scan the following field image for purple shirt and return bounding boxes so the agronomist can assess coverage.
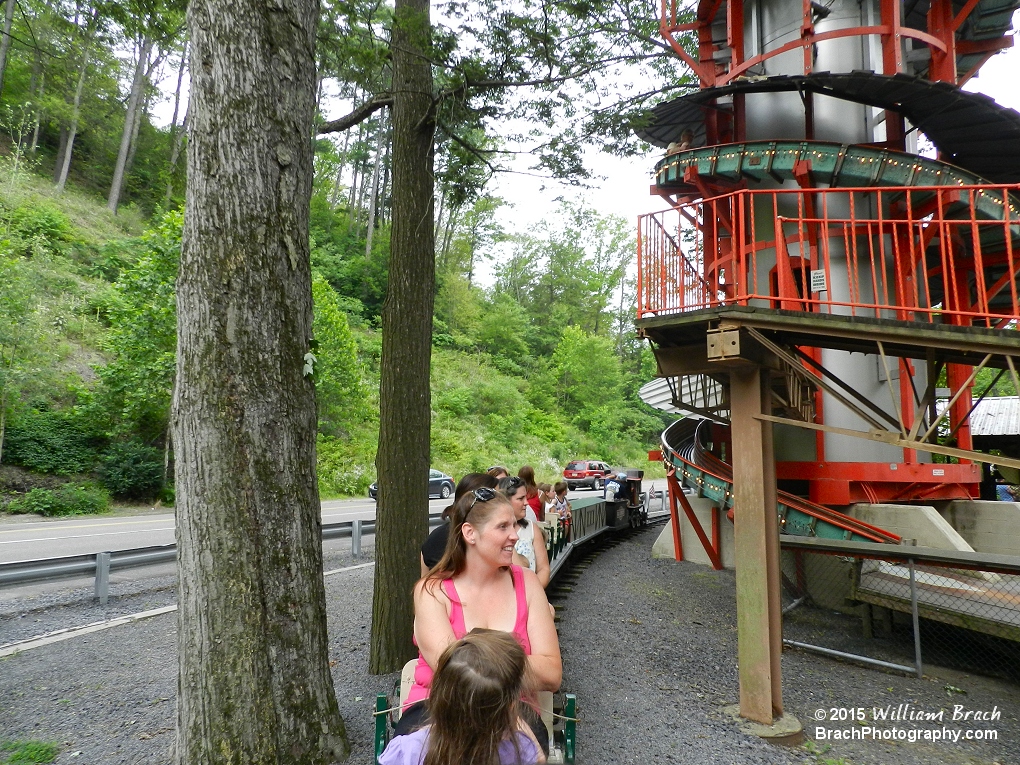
[379,726,540,765]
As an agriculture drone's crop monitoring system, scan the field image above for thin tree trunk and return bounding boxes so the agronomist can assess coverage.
[56,14,97,192]
[163,40,188,207]
[108,36,152,213]
[370,0,434,675]
[0,353,11,466]
[352,153,367,233]
[174,0,349,757]
[0,0,16,100]
[29,59,44,152]
[364,118,386,259]
[52,127,67,182]
[122,102,146,194]
[164,110,187,207]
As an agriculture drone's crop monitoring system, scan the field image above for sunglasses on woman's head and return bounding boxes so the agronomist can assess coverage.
[469,486,498,509]
[504,477,524,490]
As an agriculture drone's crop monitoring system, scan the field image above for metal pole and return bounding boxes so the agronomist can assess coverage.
[95,552,111,605]
[908,557,923,678]
[783,640,916,675]
[352,519,362,557]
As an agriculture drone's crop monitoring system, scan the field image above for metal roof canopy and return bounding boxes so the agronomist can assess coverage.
[635,71,1020,184]
[967,396,1020,436]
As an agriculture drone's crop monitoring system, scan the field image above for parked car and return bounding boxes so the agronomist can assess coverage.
[369,469,455,500]
[562,460,612,491]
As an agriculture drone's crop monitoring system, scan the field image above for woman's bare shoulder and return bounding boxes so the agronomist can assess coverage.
[414,575,451,603]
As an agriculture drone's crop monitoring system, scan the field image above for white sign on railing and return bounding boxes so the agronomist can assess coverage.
[810,269,827,293]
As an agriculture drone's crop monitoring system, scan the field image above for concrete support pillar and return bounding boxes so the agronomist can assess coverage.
[730,365,783,724]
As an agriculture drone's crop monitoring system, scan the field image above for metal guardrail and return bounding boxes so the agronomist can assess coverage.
[0,515,445,604]
[2,493,671,604]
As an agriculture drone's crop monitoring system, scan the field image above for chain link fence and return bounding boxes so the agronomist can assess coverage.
[779,536,1020,683]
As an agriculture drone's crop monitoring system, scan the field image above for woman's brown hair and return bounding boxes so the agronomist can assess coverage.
[517,465,538,499]
[441,472,497,520]
[426,488,512,583]
[424,629,531,765]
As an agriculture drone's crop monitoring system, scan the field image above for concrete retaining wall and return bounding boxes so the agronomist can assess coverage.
[848,503,974,551]
[939,501,1020,557]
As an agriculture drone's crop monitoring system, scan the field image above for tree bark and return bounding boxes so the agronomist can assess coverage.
[370,0,434,674]
[0,0,17,100]
[108,36,152,213]
[173,0,348,758]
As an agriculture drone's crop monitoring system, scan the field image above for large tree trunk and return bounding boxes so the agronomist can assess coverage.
[107,36,152,213]
[0,0,17,100]
[370,0,435,675]
[173,0,348,758]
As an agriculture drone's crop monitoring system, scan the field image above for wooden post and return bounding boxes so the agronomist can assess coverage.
[730,364,783,724]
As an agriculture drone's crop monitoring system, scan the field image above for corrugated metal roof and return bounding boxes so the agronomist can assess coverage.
[969,396,1020,437]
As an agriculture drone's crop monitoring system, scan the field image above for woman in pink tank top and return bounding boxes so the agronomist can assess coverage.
[394,486,561,747]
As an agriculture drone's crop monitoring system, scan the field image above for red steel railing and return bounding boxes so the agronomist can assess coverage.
[637,185,1020,328]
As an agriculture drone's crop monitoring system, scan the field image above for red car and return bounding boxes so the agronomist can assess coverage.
[562,460,612,491]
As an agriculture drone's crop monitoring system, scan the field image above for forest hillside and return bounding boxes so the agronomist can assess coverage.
[0,141,669,514]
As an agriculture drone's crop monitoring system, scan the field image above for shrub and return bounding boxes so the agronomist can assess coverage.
[0,739,59,764]
[3,409,98,475]
[99,441,165,499]
[317,435,373,497]
[7,484,110,517]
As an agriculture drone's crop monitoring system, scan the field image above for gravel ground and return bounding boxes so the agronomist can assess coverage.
[1,524,1017,764]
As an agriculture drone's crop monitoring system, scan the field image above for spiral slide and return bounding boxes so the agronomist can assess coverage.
[661,418,901,544]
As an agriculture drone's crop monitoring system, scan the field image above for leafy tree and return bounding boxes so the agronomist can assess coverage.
[311,273,366,436]
[497,201,632,353]
[91,210,180,444]
[552,325,623,414]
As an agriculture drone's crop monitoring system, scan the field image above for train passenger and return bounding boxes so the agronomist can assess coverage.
[420,472,497,577]
[517,466,543,521]
[396,487,561,755]
[550,481,571,533]
[500,476,550,588]
[379,629,545,765]
[537,483,555,515]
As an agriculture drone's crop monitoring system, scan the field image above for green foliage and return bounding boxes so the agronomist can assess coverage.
[317,433,375,498]
[4,202,74,259]
[89,210,180,442]
[0,740,59,765]
[3,408,98,475]
[7,484,110,517]
[99,441,164,499]
[312,274,368,436]
[552,325,623,412]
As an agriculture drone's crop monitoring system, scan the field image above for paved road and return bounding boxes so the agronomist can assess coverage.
[0,484,618,565]
[0,497,444,564]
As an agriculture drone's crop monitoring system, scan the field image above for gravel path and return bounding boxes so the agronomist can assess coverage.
[1,524,1017,764]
